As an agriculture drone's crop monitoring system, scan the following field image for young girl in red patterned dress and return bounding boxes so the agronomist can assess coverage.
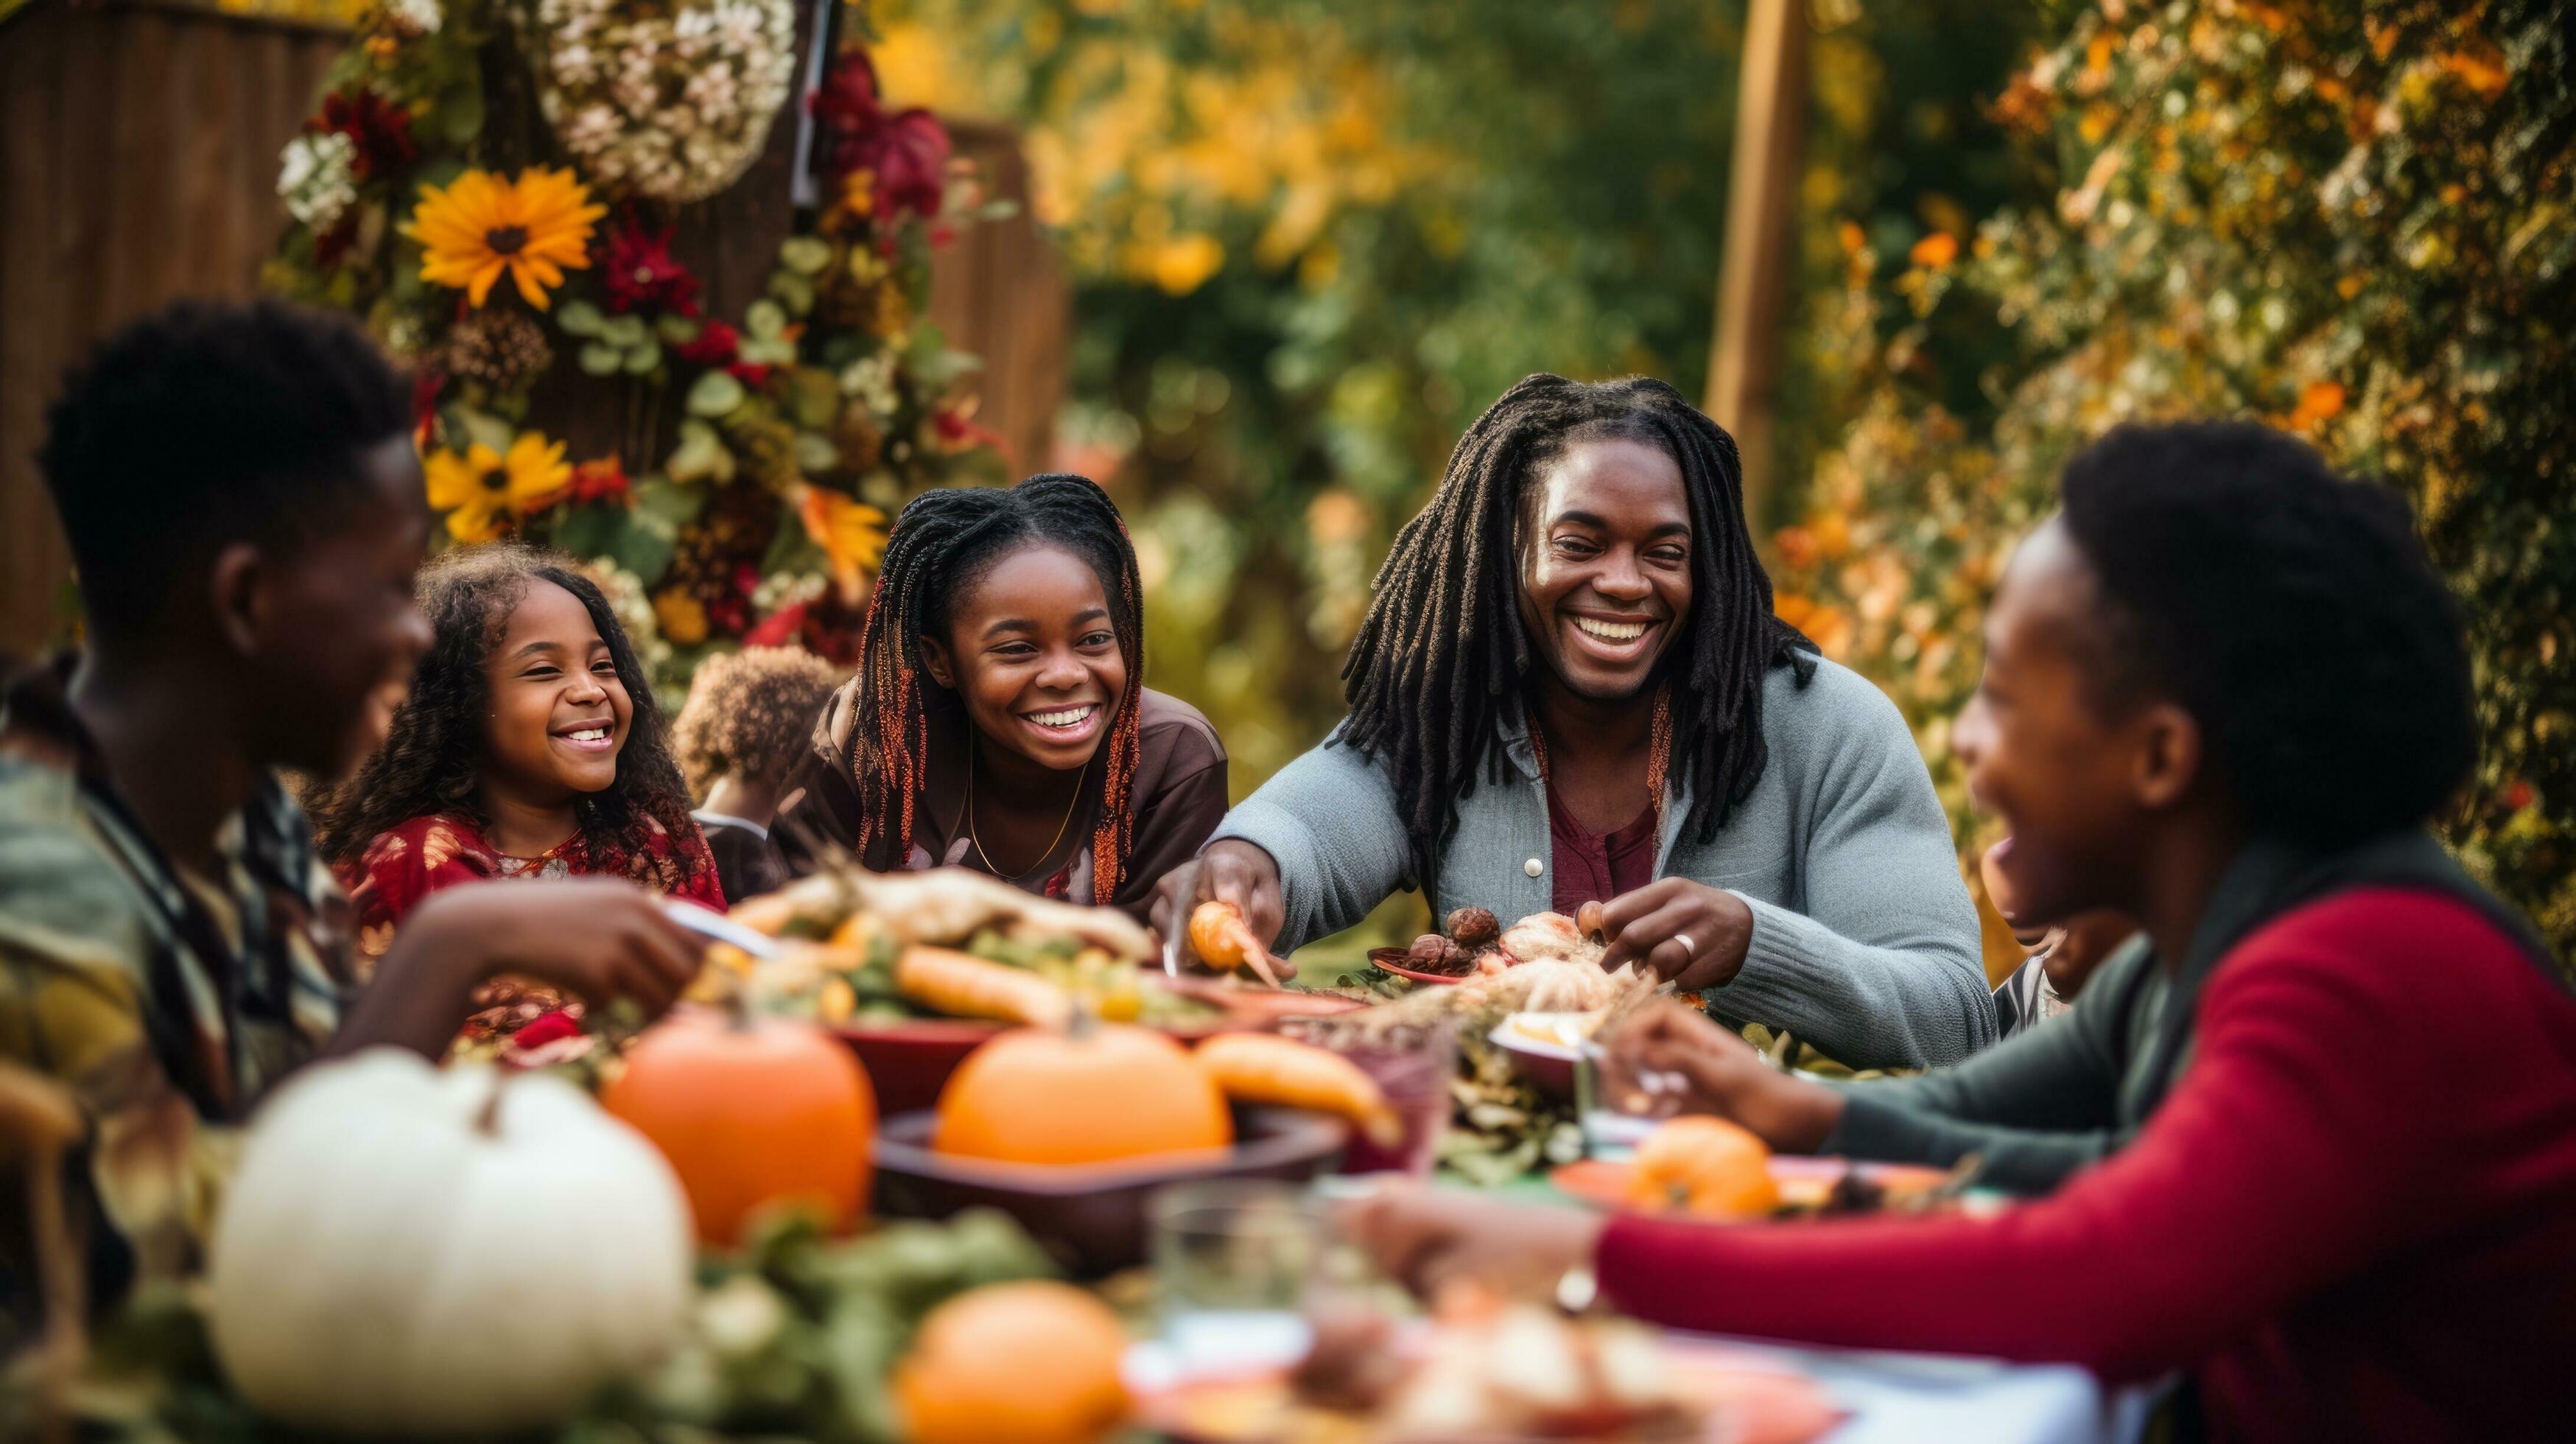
[315,544,720,1044]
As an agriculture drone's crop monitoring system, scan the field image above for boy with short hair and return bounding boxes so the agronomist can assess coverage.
[1,300,699,1316]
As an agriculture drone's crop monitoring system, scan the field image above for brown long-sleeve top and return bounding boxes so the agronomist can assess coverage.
[773,684,1229,924]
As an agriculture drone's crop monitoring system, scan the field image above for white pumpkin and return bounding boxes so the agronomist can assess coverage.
[207,1048,695,1434]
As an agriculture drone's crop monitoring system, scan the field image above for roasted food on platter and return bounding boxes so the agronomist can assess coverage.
[1149,1294,1842,1443]
[1191,1031,1403,1146]
[729,865,1155,961]
[699,866,1215,1030]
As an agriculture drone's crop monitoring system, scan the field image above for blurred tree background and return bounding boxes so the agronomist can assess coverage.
[872,0,2572,963]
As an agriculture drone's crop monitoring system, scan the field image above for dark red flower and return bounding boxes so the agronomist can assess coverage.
[508,1009,583,1051]
[315,88,416,183]
[706,592,751,637]
[599,218,701,317]
[933,400,1008,459]
[743,599,808,648]
[675,320,741,368]
[799,587,868,665]
[2504,779,2536,811]
[726,360,775,388]
[315,217,361,268]
[568,458,632,506]
[810,49,953,222]
[410,368,445,448]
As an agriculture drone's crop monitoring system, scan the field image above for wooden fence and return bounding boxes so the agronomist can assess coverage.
[0,0,1064,654]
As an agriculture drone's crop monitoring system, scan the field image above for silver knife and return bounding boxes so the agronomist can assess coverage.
[661,898,785,961]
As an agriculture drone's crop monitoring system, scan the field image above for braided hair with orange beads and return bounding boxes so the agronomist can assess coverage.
[843,474,1148,900]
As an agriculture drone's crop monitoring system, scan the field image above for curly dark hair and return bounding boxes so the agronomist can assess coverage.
[845,475,1146,894]
[672,645,847,796]
[37,299,411,642]
[2057,420,2476,848]
[312,543,705,883]
[1338,374,1817,885]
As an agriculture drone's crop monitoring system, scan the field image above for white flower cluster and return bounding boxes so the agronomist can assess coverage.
[581,559,675,676]
[277,131,359,232]
[530,0,796,203]
[838,351,899,415]
[750,569,826,614]
[383,0,441,37]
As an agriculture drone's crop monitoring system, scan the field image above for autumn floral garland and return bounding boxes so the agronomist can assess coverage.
[267,0,1003,695]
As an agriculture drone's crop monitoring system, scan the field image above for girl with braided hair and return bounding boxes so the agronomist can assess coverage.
[774,474,1229,924]
[1156,375,1992,1069]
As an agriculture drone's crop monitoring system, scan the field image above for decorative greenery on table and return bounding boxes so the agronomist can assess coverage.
[267,0,1010,698]
[32,1210,1056,1443]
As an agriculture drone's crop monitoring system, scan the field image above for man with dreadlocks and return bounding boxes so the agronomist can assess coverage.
[1157,375,1992,1068]
[775,475,1229,925]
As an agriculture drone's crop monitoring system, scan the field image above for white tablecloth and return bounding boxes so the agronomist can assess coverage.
[1693,1336,2137,1444]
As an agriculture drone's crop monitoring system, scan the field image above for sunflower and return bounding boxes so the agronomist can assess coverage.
[404,168,605,310]
[796,484,890,603]
[424,432,574,542]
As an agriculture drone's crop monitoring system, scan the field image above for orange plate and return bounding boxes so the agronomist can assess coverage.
[1552,1156,1954,1215]
[1131,1336,1842,1443]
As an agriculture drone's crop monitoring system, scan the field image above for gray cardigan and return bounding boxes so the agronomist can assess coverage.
[1212,657,1994,1068]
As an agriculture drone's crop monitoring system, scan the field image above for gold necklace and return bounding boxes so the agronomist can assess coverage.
[966,746,1089,880]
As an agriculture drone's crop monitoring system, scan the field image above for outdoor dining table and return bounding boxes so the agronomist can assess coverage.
[1403,1171,2153,1444]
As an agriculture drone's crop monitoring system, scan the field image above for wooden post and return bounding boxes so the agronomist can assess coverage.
[1704,0,1810,522]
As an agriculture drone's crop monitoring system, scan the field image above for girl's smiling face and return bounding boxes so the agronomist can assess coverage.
[922,541,1128,774]
[481,578,632,803]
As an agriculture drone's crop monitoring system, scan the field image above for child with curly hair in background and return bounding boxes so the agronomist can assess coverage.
[670,645,845,904]
[314,543,720,1045]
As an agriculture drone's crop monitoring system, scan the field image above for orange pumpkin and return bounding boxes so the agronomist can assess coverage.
[600,1010,875,1246]
[894,1280,1131,1443]
[932,1023,1232,1166]
[1624,1115,1780,1219]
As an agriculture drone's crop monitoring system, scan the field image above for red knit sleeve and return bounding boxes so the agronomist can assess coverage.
[1592,891,2514,1382]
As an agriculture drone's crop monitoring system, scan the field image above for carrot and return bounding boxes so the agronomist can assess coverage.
[1192,1032,1402,1146]
[1187,900,1285,987]
[895,946,1075,1028]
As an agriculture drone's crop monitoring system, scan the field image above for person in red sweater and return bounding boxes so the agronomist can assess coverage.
[1344,421,2576,1443]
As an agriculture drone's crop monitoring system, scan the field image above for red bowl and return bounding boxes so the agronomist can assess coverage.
[835,989,1372,1115]
[1367,945,1474,987]
[831,1019,1005,1117]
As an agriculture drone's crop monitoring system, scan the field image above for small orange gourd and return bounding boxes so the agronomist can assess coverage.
[601,1010,876,1246]
[1624,1115,1780,1219]
[933,1021,1233,1166]
[894,1281,1131,1443]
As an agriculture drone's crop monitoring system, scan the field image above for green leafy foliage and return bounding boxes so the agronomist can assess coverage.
[1772,0,2576,961]
[21,1212,1058,1443]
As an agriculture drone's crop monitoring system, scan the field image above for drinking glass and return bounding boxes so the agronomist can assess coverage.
[1148,1179,1323,1376]
[1576,1037,1688,1160]
[1280,1017,1456,1178]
